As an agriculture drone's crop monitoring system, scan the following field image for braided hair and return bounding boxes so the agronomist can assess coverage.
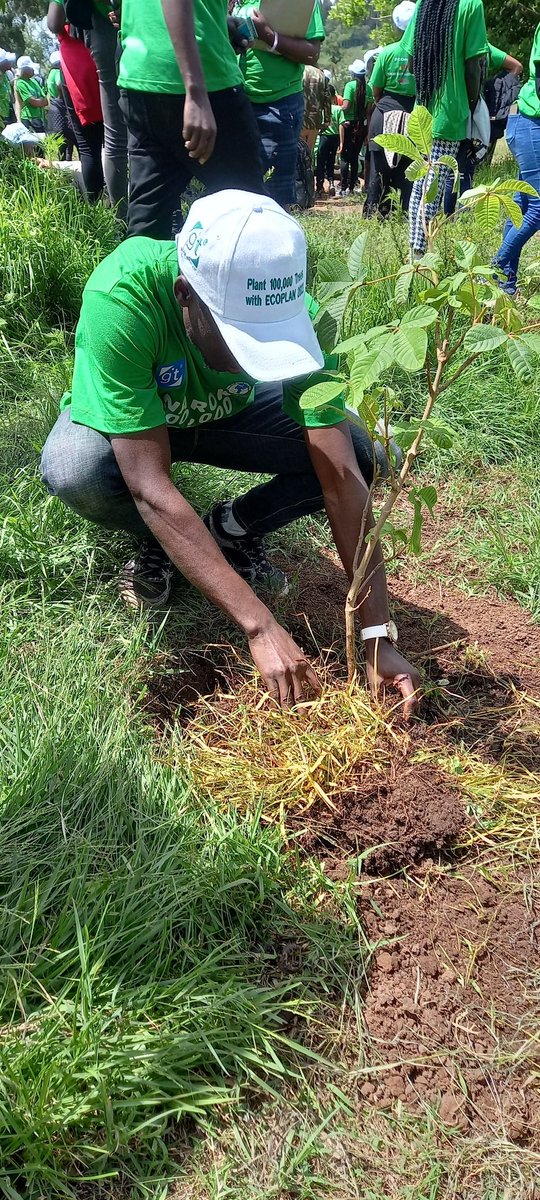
[413,0,461,108]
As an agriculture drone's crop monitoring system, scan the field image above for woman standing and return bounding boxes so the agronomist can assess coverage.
[400,0,487,255]
[337,59,367,197]
[493,22,540,296]
[47,3,105,204]
[364,1,416,218]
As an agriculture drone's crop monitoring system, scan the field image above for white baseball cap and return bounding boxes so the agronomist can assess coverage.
[17,55,33,71]
[323,68,332,81]
[393,1,416,30]
[364,46,383,66]
[49,50,61,66]
[176,191,324,383]
[348,58,366,75]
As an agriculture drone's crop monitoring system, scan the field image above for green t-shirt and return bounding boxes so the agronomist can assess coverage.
[61,238,345,436]
[233,0,325,104]
[117,0,241,95]
[47,68,62,99]
[370,40,416,97]
[16,75,46,122]
[342,77,362,120]
[321,102,341,136]
[401,0,487,142]
[486,42,507,78]
[0,71,11,123]
[518,22,540,119]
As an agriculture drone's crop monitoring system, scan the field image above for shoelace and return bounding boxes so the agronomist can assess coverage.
[137,541,171,581]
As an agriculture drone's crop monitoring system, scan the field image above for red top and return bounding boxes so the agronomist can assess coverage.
[58,26,102,126]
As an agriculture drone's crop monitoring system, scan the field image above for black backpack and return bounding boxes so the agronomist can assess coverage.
[484,70,521,125]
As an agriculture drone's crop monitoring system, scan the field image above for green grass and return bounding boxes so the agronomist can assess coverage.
[0,141,539,1199]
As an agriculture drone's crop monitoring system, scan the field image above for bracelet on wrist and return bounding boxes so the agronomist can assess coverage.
[269,30,279,53]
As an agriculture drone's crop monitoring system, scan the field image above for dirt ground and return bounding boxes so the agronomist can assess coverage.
[142,547,540,1143]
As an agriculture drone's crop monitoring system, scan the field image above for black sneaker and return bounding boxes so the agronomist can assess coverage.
[119,538,175,609]
[204,501,289,596]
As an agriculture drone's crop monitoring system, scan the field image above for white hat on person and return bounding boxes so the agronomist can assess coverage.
[49,49,61,66]
[323,68,332,80]
[392,1,416,30]
[176,190,324,384]
[348,58,366,75]
[364,46,383,66]
[17,55,34,71]
[0,48,9,63]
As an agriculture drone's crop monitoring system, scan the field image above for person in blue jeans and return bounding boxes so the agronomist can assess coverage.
[233,1,326,209]
[493,22,540,296]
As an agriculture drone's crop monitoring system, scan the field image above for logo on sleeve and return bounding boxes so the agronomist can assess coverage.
[226,381,252,397]
[155,359,186,389]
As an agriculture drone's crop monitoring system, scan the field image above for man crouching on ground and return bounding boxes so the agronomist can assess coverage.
[41,190,421,715]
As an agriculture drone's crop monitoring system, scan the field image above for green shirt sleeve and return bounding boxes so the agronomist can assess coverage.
[370,50,387,91]
[16,78,34,104]
[487,42,507,75]
[463,0,487,60]
[70,288,166,434]
[306,0,325,41]
[282,295,346,429]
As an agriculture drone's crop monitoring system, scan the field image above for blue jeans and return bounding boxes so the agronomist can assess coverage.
[41,386,384,540]
[252,91,305,209]
[494,112,540,289]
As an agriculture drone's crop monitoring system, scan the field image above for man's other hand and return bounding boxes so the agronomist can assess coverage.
[365,639,422,720]
[183,88,217,163]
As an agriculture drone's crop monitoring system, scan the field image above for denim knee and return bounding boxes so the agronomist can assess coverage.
[41,411,119,520]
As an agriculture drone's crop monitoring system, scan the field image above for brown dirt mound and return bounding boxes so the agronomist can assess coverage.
[294,760,467,875]
[357,868,540,1140]
[141,651,228,730]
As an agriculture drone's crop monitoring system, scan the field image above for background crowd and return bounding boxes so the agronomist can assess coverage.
[0,0,538,293]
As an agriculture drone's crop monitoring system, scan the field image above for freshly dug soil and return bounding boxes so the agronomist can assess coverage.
[141,650,228,730]
[356,867,540,1140]
[293,759,467,875]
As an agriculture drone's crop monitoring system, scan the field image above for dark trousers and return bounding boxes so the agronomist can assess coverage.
[316,133,338,191]
[340,122,362,192]
[444,139,475,216]
[41,386,385,541]
[48,97,76,161]
[364,148,412,217]
[22,116,46,134]
[61,83,104,202]
[119,86,265,240]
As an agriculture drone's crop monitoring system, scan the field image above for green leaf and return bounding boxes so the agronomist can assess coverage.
[421,419,455,449]
[395,265,414,305]
[409,498,424,555]
[454,240,479,270]
[391,421,421,450]
[416,484,438,514]
[401,304,438,328]
[373,133,423,162]
[382,521,409,552]
[505,337,534,383]
[405,159,428,182]
[325,288,352,328]
[491,178,539,197]
[407,105,433,156]
[313,308,338,353]
[393,324,428,372]
[520,331,540,356]
[437,154,459,183]
[316,256,351,283]
[347,232,368,281]
[498,196,524,228]
[331,333,367,355]
[425,167,439,205]
[350,341,394,393]
[463,324,508,353]
[298,380,346,410]
[473,194,503,237]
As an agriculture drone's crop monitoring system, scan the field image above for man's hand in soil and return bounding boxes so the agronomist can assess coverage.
[248,621,321,707]
[365,639,422,721]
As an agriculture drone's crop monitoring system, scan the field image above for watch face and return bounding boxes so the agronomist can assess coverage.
[388,620,398,643]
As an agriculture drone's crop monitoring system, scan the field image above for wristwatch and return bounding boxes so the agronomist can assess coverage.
[361,621,398,644]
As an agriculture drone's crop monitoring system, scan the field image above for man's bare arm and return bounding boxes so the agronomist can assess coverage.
[465,55,482,107]
[160,0,217,164]
[111,427,320,704]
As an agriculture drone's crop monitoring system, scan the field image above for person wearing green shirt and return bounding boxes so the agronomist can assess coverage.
[15,56,48,133]
[0,49,15,130]
[364,1,416,217]
[41,189,421,715]
[113,0,264,237]
[337,59,367,196]
[493,23,540,296]
[401,0,487,253]
[233,0,326,208]
[315,90,340,196]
